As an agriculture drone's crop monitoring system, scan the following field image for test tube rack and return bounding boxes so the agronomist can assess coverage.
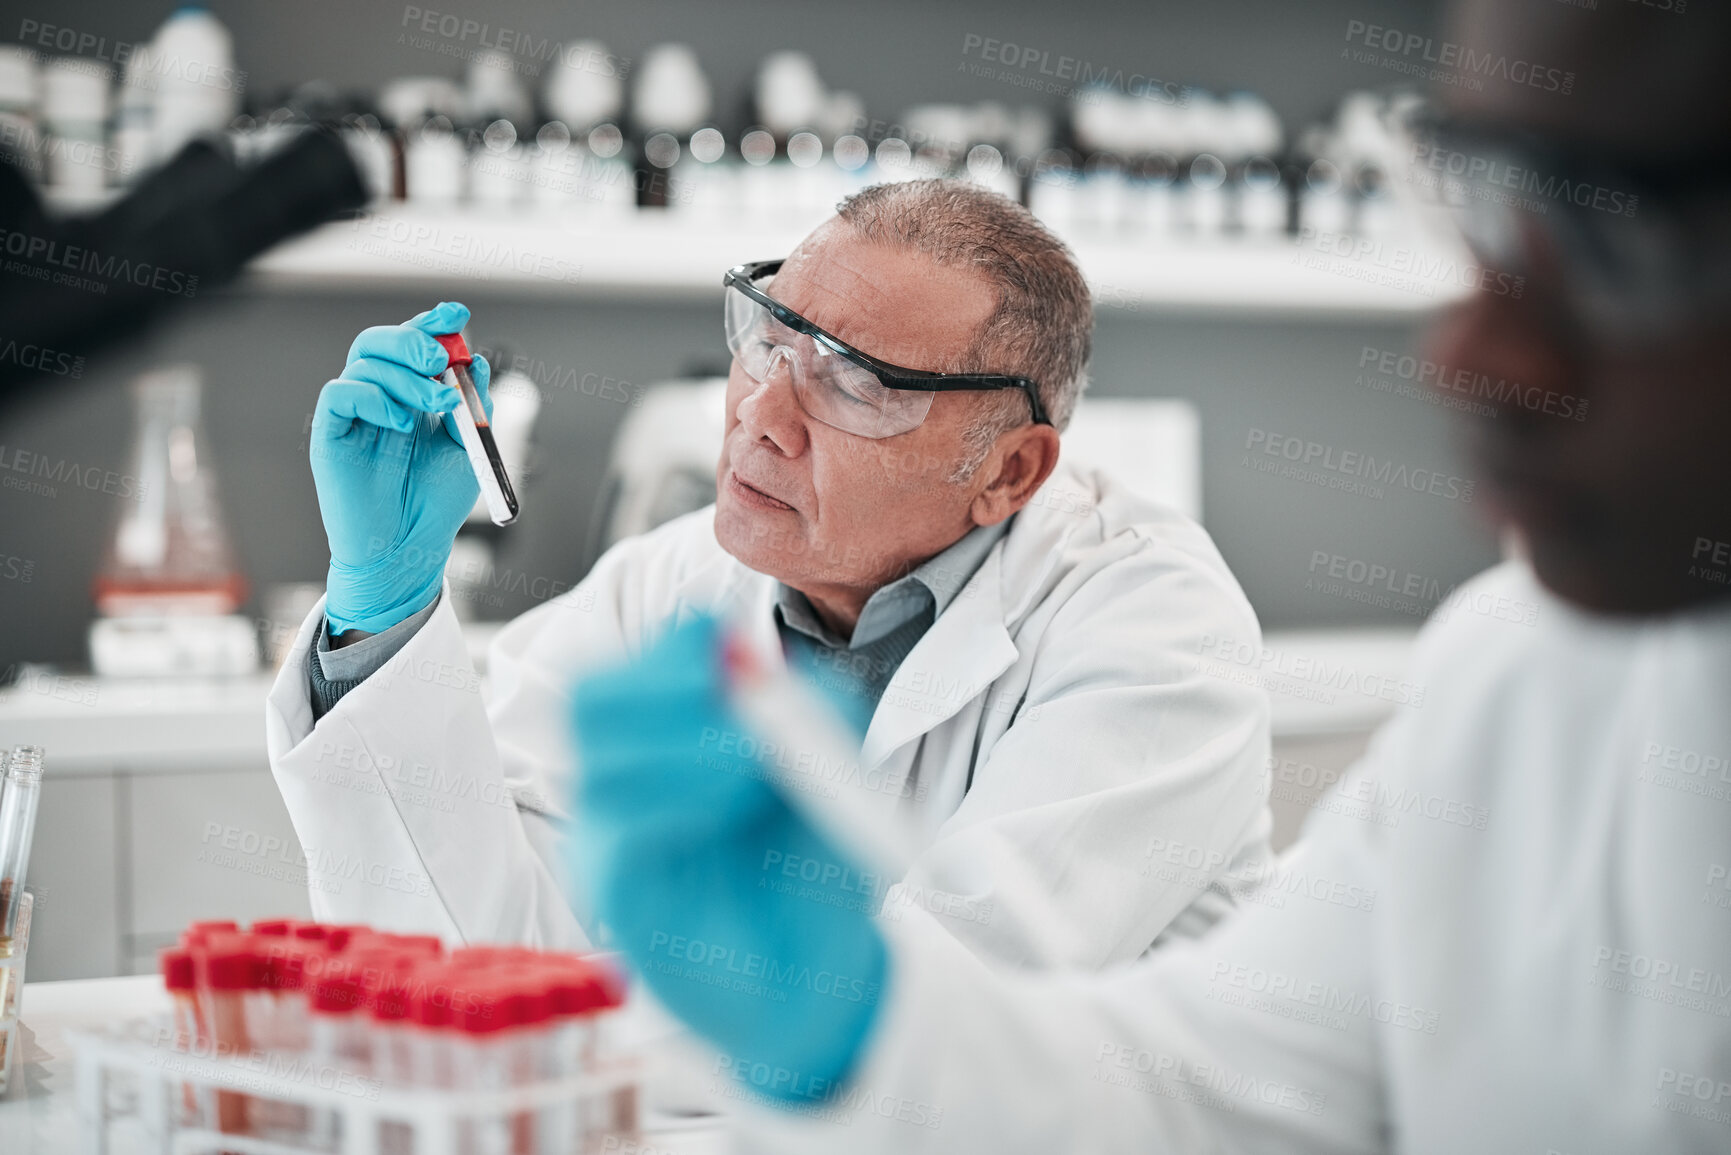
[70,1016,642,1155]
[0,890,35,1096]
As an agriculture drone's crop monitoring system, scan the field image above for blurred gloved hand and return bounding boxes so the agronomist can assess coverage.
[310,301,491,635]
[570,614,889,1102]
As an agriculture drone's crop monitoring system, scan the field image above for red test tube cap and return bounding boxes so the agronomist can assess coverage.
[160,948,196,992]
[433,331,471,369]
[198,935,262,991]
[310,971,363,1015]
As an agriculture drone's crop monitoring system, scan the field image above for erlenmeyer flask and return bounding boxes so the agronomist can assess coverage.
[93,366,248,616]
[90,367,257,676]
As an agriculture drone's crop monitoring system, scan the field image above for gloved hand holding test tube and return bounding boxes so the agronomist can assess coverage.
[311,302,512,635]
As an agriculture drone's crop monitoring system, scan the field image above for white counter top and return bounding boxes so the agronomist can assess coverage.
[0,975,170,1153]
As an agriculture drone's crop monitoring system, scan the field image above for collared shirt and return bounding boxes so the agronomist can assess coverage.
[775,518,1011,729]
[306,519,1011,725]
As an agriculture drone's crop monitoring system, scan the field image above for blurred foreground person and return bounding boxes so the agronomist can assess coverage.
[569,2,1731,1150]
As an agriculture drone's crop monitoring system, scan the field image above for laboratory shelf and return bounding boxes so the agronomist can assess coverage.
[241,205,1463,319]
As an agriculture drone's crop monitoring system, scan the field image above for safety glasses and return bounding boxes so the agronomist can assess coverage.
[722,259,1050,440]
[1399,115,1731,337]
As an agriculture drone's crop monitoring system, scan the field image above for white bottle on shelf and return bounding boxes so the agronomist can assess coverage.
[0,47,40,184]
[581,123,635,216]
[470,118,528,209]
[40,57,110,197]
[111,47,157,185]
[405,116,465,207]
[1299,157,1353,238]
[150,7,239,162]
[340,114,395,204]
[1185,153,1230,236]
[1236,156,1288,238]
[530,120,579,209]
[672,125,735,220]
[1027,150,1081,237]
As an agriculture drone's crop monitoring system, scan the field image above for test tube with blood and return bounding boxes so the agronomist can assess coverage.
[432,330,519,526]
[192,933,260,1135]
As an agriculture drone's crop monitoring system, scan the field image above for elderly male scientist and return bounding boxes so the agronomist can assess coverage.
[567,3,1731,1151]
[266,178,1272,970]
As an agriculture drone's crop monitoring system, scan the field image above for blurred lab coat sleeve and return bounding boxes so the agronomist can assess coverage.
[266,583,591,946]
[742,745,1395,1155]
[888,535,1273,969]
[265,512,705,947]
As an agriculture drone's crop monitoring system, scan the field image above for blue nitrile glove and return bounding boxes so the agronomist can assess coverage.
[570,615,889,1103]
[310,302,492,635]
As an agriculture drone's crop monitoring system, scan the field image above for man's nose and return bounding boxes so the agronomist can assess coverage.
[735,348,811,456]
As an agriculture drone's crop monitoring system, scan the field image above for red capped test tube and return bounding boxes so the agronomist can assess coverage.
[432,329,519,526]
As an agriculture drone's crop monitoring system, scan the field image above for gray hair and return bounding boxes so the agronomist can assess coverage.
[831,179,1092,480]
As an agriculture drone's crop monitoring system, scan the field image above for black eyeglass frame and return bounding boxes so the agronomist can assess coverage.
[723,259,1052,427]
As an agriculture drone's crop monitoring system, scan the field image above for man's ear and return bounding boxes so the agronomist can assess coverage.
[970,423,1062,526]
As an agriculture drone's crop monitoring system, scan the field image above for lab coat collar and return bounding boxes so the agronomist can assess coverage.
[669,465,1098,766]
[857,467,1098,765]
[861,536,1019,767]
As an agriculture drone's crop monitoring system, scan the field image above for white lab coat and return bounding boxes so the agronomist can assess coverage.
[736,560,1731,1154]
[265,464,1273,969]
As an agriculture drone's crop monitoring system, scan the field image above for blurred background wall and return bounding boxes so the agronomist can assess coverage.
[0,0,1486,670]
